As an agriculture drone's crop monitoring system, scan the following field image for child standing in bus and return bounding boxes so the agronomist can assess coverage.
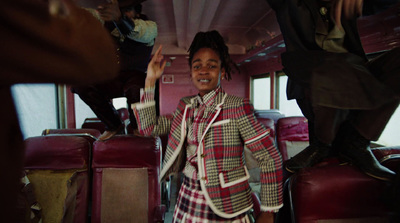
[132,30,283,222]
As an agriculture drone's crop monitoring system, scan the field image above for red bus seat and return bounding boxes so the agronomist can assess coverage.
[91,135,165,223]
[42,128,101,140]
[24,135,91,223]
[81,118,106,134]
[254,109,285,123]
[82,108,130,134]
[276,117,309,161]
[286,147,400,223]
[117,107,129,122]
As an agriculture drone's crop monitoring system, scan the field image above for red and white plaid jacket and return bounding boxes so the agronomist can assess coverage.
[132,89,283,218]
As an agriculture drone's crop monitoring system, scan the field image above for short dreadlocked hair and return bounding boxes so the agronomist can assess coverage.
[188,30,239,81]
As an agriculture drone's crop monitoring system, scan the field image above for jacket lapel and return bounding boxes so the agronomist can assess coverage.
[197,92,227,183]
[198,91,227,143]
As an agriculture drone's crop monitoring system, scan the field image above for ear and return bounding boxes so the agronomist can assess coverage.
[220,68,226,80]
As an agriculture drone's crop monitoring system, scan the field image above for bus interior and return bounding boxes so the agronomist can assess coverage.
[12,0,400,222]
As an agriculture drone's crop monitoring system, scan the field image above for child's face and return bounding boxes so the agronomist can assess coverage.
[190,48,225,97]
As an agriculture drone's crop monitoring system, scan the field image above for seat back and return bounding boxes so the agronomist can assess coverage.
[81,108,130,134]
[257,117,276,138]
[42,128,101,140]
[24,135,91,223]
[91,135,164,223]
[117,107,129,122]
[254,109,285,123]
[288,147,400,223]
[276,117,309,161]
[81,118,106,133]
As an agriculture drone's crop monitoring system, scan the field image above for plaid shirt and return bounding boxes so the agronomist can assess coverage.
[132,87,283,218]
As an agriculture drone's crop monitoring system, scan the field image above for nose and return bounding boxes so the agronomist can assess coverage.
[199,66,209,74]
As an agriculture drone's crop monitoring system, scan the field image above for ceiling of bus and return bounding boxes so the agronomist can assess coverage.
[139,1,400,62]
[78,0,400,65]
[141,0,280,55]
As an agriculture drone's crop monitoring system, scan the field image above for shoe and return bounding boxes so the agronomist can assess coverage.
[338,123,395,182]
[339,146,395,181]
[285,143,331,173]
[98,125,125,141]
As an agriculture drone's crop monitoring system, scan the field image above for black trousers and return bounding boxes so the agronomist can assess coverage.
[296,48,400,144]
[71,70,159,131]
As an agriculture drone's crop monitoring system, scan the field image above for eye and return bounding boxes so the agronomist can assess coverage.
[193,65,201,70]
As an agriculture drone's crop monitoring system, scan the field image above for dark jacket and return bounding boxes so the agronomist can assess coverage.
[267,0,398,109]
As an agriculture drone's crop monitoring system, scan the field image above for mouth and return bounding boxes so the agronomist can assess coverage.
[199,79,210,83]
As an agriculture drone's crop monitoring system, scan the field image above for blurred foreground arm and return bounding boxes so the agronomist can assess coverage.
[1,0,119,85]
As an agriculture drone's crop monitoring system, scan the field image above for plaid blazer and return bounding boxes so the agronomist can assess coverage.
[132,90,283,218]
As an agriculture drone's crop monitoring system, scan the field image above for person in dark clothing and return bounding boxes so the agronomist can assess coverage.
[0,0,119,221]
[72,0,158,141]
[266,0,400,181]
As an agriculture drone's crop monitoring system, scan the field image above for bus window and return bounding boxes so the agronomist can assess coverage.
[112,97,128,110]
[277,74,303,117]
[74,96,127,129]
[74,94,96,128]
[376,106,400,146]
[251,74,270,110]
[12,84,58,138]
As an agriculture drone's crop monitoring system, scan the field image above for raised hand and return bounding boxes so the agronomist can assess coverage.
[332,0,363,29]
[146,45,167,88]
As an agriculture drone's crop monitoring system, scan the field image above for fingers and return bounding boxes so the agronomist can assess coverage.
[148,45,167,78]
[342,0,353,19]
[152,45,164,63]
[356,0,363,17]
[154,45,163,58]
[333,0,343,29]
[160,60,167,72]
[332,0,363,29]
[333,0,363,19]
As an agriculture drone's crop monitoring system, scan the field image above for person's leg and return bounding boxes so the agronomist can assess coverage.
[336,100,399,181]
[122,70,147,131]
[285,94,341,172]
[71,80,124,139]
[336,48,400,181]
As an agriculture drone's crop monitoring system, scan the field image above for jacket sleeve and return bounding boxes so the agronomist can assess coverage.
[237,98,283,212]
[131,100,173,136]
[1,0,119,85]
